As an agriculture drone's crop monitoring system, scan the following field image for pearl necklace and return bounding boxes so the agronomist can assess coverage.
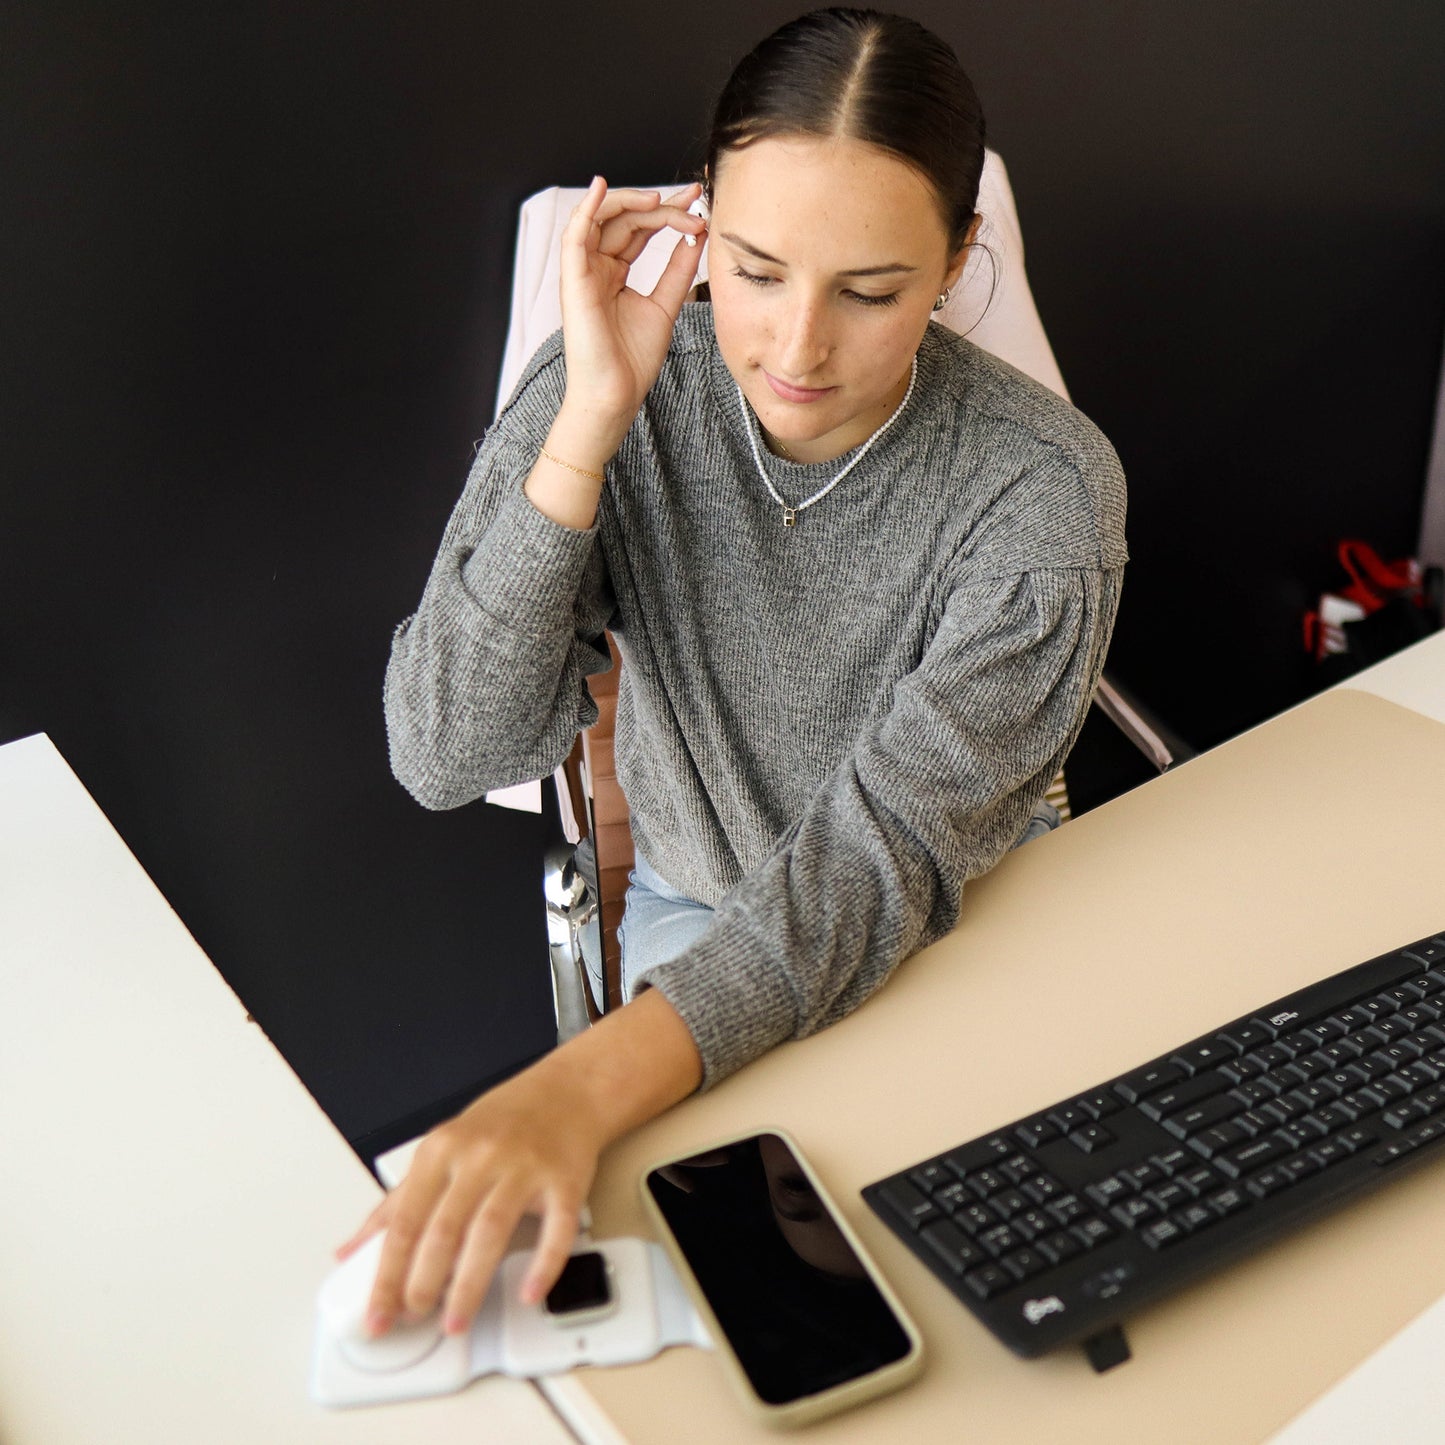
[736,355,918,527]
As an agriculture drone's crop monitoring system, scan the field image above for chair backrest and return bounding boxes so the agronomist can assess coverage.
[495,149,1069,416]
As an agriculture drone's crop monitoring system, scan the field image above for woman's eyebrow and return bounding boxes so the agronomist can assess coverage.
[719,232,918,277]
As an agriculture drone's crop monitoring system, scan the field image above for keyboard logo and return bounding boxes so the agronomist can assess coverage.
[1023,1296,1065,1325]
[1270,1010,1299,1028]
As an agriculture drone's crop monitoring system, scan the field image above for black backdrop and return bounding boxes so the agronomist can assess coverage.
[5,1,1444,1158]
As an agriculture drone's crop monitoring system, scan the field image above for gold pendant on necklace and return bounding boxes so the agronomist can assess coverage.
[782,507,797,527]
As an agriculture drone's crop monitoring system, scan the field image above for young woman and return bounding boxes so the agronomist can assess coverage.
[342,7,1126,1339]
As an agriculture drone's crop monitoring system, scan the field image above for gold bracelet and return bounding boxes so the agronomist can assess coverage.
[539,447,605,483]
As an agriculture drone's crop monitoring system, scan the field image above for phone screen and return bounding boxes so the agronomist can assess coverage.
[645,1132,912,1406]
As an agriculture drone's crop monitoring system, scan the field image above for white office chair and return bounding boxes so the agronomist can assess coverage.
[493,154,1186,1040]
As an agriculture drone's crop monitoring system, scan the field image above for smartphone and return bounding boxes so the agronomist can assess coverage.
[641,1127,923,1428]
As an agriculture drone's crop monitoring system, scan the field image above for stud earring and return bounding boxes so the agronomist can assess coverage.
[933,288,952,312]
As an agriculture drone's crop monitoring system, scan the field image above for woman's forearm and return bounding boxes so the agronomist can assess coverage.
[521,397,635,531]
[553,985,704,1145]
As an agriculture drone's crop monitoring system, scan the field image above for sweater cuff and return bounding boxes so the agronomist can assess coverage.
[457,484,598,638]
[643,933,800,1089]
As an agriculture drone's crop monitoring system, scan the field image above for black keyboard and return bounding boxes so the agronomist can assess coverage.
[863,929,1445,1364]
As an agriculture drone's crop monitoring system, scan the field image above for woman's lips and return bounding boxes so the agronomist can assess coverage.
[763,370,836,404]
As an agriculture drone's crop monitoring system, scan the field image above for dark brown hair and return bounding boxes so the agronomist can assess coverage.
[705,8,987,251]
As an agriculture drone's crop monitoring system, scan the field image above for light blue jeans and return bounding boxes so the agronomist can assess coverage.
[616,800,1061,999]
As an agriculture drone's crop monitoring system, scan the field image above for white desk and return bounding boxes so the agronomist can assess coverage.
[0,734,572,1443]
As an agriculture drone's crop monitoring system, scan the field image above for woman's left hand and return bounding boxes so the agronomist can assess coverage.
[335,987,704,1337]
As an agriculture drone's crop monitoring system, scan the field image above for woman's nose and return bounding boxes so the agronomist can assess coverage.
[776,297,831,379]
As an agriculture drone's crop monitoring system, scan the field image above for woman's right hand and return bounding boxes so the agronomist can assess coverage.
[557,177,707,438]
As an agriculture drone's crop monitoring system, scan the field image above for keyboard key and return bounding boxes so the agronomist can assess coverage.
[1172,1039,1239,1073]
[1189,1123,1247,1159]
[1385,1103,1428,1129]
[963,1264,1013,1300]
[1177,1202,1216,1232]
[1246,1166,1293,1199]
[1217,1022,1271,1052]
[1074,1090,1123,1119]
[1047,1103,1093,1132]
[1067,1124,1115,1154]
[1115,1062,1185,1103]
[910,1162,952,1194]
[1237,1108,1277,1136]
[1206,1185,1249,1217]
[1279,1154,1321,1184]
[1308,1139,1350,1169]
[1386,983,1427,1005]
[1283,1109,1323,1144]
[999,1155,1038,1185]
[1048,1194,1090,1227]
[978,1225,1023,1257]
[1217,1134,1296,1179]
[1021,1174,1065,1205]
[1016,1209,1055,1239]
[956,1203,995,1234]
[1163,1095,1245,1139]
[1072,1217,1115,1249]
[1150,1147,1193,1175]
[1400,1002,1443,1027]
[1014,1119,1059,1150]
[1001,1247,1049,1282]
[1118,1161,1164,1190]
[1374,1141,1416,1165]
[934,1180,972,1213]
[1231,1079,1280,1107]
[920,1219,985,1275]
[1035,1230,1082,1265]
[991,1188,1029,1219]
[1335,1125,1377,1154]
[1110,1196,1158,1229]
[1291,1079,1342,1110]
[1147,1181,1191,1212]
[944,1138,1014,1177]
[968,1168,1009,1198]
[1140,1216,1186,1249]
[1086,1177,1132,1209]
[1139,1071,1232,1120]
[1179,1165,1222,1196]
[879,1179,939,1230]
[1281,1053,1331,1083]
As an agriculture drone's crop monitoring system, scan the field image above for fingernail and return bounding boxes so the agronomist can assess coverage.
[365,1310,390,1337]
[443,1314,467,1335]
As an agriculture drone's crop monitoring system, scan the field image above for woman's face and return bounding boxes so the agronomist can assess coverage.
[707,134,971,464]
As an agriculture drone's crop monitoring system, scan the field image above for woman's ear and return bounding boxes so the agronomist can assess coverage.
[943,214,984,292]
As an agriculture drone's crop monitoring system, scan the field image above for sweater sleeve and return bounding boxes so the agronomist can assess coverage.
[641,563,1123,1087]
[384,340,617,809]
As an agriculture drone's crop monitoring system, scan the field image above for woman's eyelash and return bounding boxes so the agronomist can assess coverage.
[730,266,901,308]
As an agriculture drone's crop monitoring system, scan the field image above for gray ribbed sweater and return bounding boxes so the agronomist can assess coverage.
[386,305,1126,1086]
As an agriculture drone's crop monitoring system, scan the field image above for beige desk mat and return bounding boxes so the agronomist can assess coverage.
[551,689,1445,1444]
